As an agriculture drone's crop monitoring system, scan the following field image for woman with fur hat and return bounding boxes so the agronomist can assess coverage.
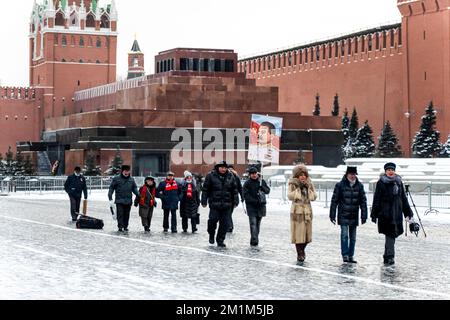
[371,162,413,265]
[288,165,317,263]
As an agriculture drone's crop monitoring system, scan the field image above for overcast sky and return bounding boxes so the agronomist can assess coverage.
[0,0,401,87]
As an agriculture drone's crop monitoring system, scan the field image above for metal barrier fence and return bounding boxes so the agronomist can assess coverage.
[266,181,450,211]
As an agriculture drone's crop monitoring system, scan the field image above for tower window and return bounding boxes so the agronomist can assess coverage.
[88,37,93,47]
[133,57,139,68]
[100,15,110,28]
[71,36,75,46]
[77,80,81,86]
[96,38,101,48]
[79,37,84,47]
[54,34,59,45]
[62,35,67,46]
[86,13,95,28]
[368,35,373,51]
[354,38,358,54]
[55,11,65,26]
[383,31,387,49]
[390,29,395,47]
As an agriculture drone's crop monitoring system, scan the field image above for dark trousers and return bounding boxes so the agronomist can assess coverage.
[117,204,132,230]
[139,206,154,228]
[182,216,197,232]
[384,236,396,259]
[69,196,81,220]
[340,225,357,258]
[163,209,178,231]
[207,208,231,244]
[249,216,263,245]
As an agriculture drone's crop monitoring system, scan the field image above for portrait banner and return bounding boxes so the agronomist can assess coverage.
[248,114,283,164]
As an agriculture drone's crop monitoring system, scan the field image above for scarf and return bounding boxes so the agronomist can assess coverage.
[381,174,402,195]
[165,179,178,192]
[187,183,193,199]
[139,185,155,207]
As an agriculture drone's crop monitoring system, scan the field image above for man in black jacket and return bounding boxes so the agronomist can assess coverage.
[243,166,270,247]
[108,165,139,233]
[201,161,239,248]
[64,167,88,222]
[329,166,368,263]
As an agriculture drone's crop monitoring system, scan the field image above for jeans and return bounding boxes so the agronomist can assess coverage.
[384,236,396,259]
[340,225,357,258]
[163,209,178,231]
[249,216,262,245]
[69,196,81,220]
[117,204,132,230]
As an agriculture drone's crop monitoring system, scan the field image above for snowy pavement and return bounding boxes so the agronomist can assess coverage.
[1,192,450,300]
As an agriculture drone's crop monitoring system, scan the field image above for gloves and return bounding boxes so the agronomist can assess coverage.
[371,217,377,224]
[109,200,115,208]
[330,218,336,225]
[361,219,367,225]
[134,203,139,208]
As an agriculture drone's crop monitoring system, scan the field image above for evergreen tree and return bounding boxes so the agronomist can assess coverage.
[331,94,340,117]
[0,153,4,176]
[412,101,442,158]
[14,151,26,176]
[293,149,306,165]
[313,93,320,116]
[352,120,375,158]
[349,108,359,139]
[24,155,35,176]
[342,139,355,160]
[3,147,16,176]
[341,108,350,144]
[83,150,102,176]
[439,134,450,157]
[377,121,402,157]
[106,146,123,176]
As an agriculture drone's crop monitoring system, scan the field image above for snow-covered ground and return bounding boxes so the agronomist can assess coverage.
[1,192,449,300]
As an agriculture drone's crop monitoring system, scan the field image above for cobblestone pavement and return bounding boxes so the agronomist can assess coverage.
[1,197,449,300]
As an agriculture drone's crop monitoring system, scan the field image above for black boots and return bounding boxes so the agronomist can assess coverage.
[384,257,395,265]
[209,234,215,245]
[296,244,306,262]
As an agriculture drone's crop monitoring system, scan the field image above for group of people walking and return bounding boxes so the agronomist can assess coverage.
[65,160,414,266]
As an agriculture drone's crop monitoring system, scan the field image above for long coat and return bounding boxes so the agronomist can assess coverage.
[108,174,139,205]
[64,174,88,199]
[156,179,181,210]
[179,181,201,218]
[243,178,270,217]
[288,177,317,244]
[329,177,368,226]
[370,175,413,238]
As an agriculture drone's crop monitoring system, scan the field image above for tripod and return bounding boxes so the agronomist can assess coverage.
[405,185,427,238]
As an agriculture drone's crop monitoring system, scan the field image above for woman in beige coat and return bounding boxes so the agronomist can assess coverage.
[288,165,317,263]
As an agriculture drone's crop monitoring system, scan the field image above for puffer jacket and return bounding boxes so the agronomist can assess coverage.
[329,176,368,226]
[201,170,239,211]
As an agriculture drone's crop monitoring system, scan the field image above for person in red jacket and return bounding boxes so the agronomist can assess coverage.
[134,177,157,233]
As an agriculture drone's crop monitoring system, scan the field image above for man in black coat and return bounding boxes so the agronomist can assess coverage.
[201,161,239,248]
[371,162,413,265]
[64,167,88,222]
[329,166,368,263]
[228,165,243,233]
[108,165,139,233]
[243,167,270,247]
[156,171,181,233]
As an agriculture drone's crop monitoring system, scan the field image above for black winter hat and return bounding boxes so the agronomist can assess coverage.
[121,165,131,171]
[346,166,358,175]
[384,162,396,171]
[215,161,229,169]
[248,167,258,174]
[145,176,155,182]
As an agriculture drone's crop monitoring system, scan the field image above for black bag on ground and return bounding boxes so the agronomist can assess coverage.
[76,215,104,230]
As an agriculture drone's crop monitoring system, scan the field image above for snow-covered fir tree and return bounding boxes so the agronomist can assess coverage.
[439,134,450,157]
[377,121,402,157]
[348,108,359,139]
[23,155,35,176]
[331,94,339,117]
[83,150,102,176]
[14,151,26,176]
[3,147,17,176]
[313,94,320,116]
[342,139,355,160]
[341,108,350,144]
[0,153,4,176]
[106,146,123,176]
[412,101,441,158]
[352,120,375,158]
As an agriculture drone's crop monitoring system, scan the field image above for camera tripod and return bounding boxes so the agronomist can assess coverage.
[405,185,427,238]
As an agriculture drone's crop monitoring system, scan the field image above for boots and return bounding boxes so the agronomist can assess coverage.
[296,244,306,262]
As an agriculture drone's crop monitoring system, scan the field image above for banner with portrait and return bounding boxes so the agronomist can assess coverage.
[248,114,283,164]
